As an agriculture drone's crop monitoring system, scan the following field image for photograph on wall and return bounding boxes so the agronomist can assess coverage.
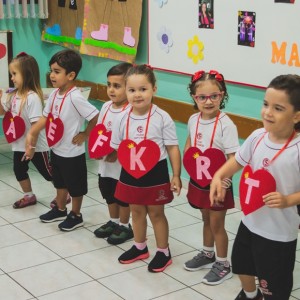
[42,0,84,50]
[80,0,142,63]
[275,0,295,3]
[237,11,256,47]
[198,0,214,29]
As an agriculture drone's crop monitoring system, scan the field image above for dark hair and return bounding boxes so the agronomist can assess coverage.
[268,74,300,130]
[107,62,133,77]
[125,64,156,87]
[49,49,82,79]
[9,52,43,103]
[188,70,228,110]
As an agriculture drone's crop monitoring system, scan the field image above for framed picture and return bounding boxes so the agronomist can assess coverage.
[0,31,13,87]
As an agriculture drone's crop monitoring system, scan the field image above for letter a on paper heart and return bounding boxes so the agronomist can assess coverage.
[2,111,26,143]
[45,113,64,147]
[239,165,276,215]
[88,123,113,158]
[118,139,160,179]
[183,147,226,187]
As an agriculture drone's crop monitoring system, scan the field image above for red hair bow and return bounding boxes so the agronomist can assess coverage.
[209,70,224,82]
[16,52,28,58]
[192,70,205,83]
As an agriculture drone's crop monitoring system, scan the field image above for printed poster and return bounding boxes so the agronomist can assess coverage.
[237,11,256,47]
[199,0,214,29]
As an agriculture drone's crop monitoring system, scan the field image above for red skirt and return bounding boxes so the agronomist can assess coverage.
[187,180,234,211]
[114,159,174,205]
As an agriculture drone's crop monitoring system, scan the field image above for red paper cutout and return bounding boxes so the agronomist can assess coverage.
[183,147,226,187]
[118,139,160,179]
[88,123,113,158]
[2,111,26,143]
[239,165,276,215]
[45,113,64,147]
[0,43,6,59]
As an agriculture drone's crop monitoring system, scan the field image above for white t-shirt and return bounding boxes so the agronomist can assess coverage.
[43,87,99,157]
[187,111,239,154]
[98,101,131,179]
[236,128,300,242]
[1,91,48,152]
[111,104,178,161]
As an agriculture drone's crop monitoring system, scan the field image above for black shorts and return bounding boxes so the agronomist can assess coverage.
[13,151,52,182]
[98,175,128,207]
[50,151,87,197]
[232,221,296,300]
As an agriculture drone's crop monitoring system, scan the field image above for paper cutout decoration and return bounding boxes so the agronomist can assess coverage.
[118,139,160,179]
[80,0,143,62]
[88,123,114,158]
[2,111,26,143]
[183,147,226,187]
[239,165,276,215]
[45,113,64,147]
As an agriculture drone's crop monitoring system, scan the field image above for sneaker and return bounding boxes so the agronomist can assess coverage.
[58,211,84,231]
[184,251,216,271]
[94,220,119,238]
[202,261,233,285]
[107,224,134,245]
[50,194,72,208]
[148,250,172,273]
[13,194,37,209]
[235,289,263,300]
[118,245,150,264]
[40,207,67,223]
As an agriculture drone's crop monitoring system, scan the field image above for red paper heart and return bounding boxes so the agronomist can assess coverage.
[118,139,160,179]
[88,123,113,158]
[183,147,226,187]
[45,113,64,147]
[2,111,26,143]
[239,165,276,215]
[0,43,6,59]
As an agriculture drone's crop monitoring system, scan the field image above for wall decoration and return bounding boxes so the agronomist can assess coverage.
[148,1,300,88]
[237,11,256,47]
[80,0,142,63]
[199,0,214,29]
[0,31,13,87]
[42,0,84,49]
[275,0,295,3]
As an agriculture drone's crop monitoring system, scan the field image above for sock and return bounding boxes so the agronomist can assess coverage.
[24,191,33,197]
[157,247,169,256]
[203,246,214,258]
[110,218,119,224]
[216,256,230,267]
[134,241,147,250]
[119,222,129,228]
[244,288,258,299]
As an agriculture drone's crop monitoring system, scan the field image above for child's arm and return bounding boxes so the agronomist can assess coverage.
[105,150,118,163]
[72,113,99,146]
[24,116,47,160]
[0,89,6,115]
[183,134,191,153]
[166,145,182,196]
[263,191,300,209]
[210,155,243,205]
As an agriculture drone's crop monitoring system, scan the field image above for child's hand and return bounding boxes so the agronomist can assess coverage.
[104,150,117,162]
[170,176,182,196]
[72,132,87,146]
[263,192,288,208]
[210,176,224,206]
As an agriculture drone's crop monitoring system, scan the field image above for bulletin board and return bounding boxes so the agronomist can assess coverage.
[148,0,300,88]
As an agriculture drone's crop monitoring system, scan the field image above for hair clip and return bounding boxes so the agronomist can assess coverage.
[209,70,224,82]
[16,52,28,58]
[192,70,205,83]
[144,64,153,70]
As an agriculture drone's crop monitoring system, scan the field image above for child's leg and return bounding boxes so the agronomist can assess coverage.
[131,204,147,242]
[71,195,83,215]
[201,208,215,249]
[119,204,130,224]
[55,188,69,210]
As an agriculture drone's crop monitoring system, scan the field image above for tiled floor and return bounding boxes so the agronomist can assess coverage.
[0,137,299,300]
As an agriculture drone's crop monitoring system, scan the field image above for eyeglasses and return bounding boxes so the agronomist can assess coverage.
[194,93,222,103]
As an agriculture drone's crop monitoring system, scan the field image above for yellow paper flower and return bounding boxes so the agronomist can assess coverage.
[187,35,204,64]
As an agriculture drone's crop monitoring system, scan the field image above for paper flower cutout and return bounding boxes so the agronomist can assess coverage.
[155,0,168,8]
[187,35,204,64]
[157,26,173,53]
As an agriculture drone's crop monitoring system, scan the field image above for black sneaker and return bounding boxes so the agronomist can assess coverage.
[235,289,263,300]
[40,207,67,223]
[107,224,134,245]
[118,245,149,264]
[94,220,118,238]
[148,249,172,273]
[58,211,84,231]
